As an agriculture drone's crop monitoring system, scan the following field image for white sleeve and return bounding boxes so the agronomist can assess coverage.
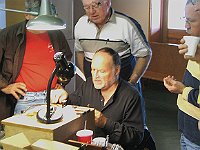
[128,22,151,57]
[74,22,84,52]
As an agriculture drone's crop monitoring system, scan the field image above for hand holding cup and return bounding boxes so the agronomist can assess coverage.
[182,36,200,57]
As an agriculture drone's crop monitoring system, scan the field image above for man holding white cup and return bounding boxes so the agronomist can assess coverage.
[178,0,200,63]
[163,0,200,149]
[179,36,200,63]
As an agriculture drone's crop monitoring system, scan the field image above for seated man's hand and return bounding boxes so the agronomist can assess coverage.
[94,109,107,128]
[50,89,68,104]
[1,82,27,100]
[179,38,200,63]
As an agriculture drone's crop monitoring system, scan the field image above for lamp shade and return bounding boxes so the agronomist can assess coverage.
[26,15,66,30]
[26,0,66,30]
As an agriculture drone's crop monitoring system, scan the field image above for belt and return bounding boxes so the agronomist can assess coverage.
[19,91,47,101]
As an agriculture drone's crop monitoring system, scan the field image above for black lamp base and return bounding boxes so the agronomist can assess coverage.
[37,106,63,124]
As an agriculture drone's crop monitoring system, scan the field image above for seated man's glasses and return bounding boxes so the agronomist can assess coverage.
[191,0,200,12]
[191,0,198,5]
[181,17,196,25]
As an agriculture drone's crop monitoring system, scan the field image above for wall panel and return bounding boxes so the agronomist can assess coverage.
[6,0,25,26]
[112,0,150,39]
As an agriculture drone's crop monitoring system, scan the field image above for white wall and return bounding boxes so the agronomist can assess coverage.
[112,0,150,39]
[0,0,6,29]
[52,0,84,40]
[52,0,85,93]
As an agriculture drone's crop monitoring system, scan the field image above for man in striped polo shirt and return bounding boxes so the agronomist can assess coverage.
[74,0,155,149]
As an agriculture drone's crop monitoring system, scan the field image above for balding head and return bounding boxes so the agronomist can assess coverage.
[91,47,120,90]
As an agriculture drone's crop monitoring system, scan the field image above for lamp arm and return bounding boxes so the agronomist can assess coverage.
[0,8,38,16]
[46,64,59,123]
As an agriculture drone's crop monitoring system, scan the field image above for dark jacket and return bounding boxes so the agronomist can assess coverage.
[0,21,72,121]
[178,60,200,146]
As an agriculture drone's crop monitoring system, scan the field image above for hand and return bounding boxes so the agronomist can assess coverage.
[178,39,188,55]
[163,75,185,94]
[55,83,63,89]
[1,82,27,100]
[179,39,200,63]
[129,74,139,85]
[94,109,107,128]
[50,89,68,104]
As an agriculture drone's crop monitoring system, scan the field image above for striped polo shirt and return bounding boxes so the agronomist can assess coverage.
[74,8,151,62]
[178,60,200,146]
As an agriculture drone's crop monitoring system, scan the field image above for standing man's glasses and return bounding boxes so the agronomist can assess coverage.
[83,2,102,11]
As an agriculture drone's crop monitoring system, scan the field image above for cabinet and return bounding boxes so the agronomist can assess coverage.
[143,42,188,81]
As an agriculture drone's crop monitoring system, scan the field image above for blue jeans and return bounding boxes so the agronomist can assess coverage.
[180,133,200,150]
[14,91,47,114]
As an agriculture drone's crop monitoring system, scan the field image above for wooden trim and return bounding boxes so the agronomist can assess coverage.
[162,0,169,43]
[148,0,151,40]
[167,29,189,43]
[150,0,189,44]
[149,0,162,42]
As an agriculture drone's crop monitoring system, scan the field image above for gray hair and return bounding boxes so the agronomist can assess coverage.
[25,0,57,16]
[81,0,111,7]
[186,0,200,5]
[25,0,41,13]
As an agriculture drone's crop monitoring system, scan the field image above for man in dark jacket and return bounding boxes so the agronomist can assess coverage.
[0,0,72,129]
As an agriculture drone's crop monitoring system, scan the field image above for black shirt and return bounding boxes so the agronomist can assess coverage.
[68,78,144,149]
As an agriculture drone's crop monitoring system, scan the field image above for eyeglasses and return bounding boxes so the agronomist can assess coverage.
[180,17,196,25]
[83,1,102,11]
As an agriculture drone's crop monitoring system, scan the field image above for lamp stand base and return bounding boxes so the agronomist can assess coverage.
[37,106,63,124]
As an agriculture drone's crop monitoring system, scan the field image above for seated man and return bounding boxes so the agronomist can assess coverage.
[62,47,144,149]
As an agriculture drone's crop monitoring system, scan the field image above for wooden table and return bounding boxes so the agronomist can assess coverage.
[1,105,94,144]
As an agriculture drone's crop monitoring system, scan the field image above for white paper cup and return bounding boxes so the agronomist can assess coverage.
[76,129,93,144]
[183,36,200,57]
[92,137,106,147]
